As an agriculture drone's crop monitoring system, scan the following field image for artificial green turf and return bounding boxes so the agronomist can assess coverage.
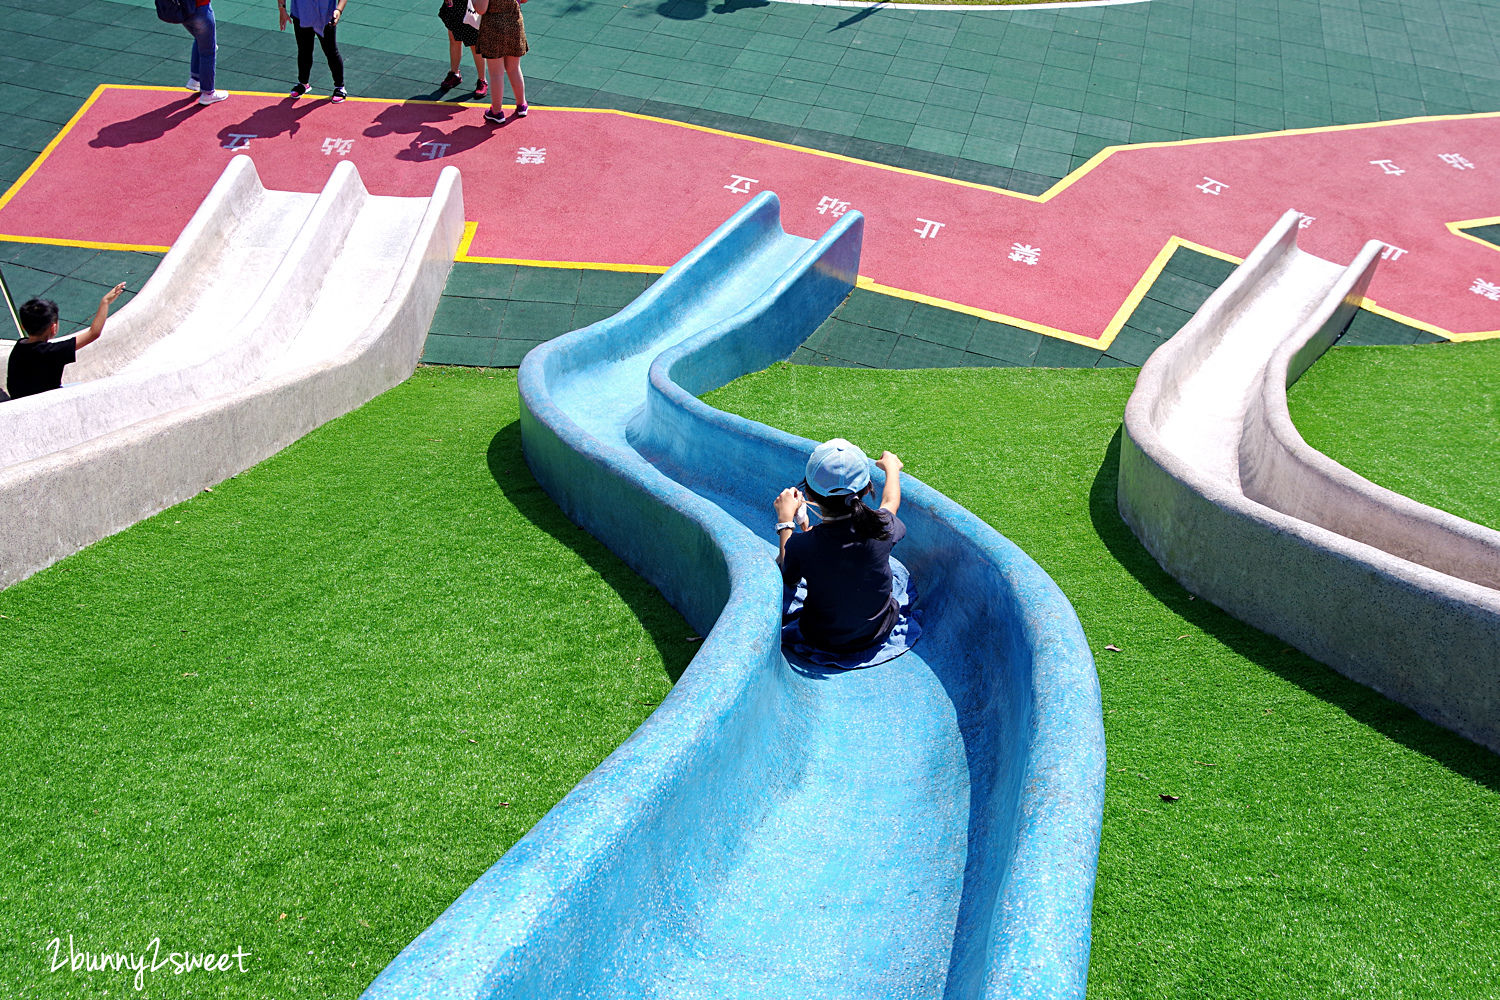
[6,357,1498,998]
[1288,339,1500,532]
[0,367,690,998]
[705,362,1500,1000]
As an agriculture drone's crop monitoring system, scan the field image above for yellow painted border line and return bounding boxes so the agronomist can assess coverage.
[0,84,110,215]
[0,84,177,251]
[1426,215,1500,340]
[372,94,1500,344]
[8,86,1500,345]
[1445,215,1500,253]
[857,237,1239,350]
[453,220,479,260]
[0,232,170,253]
[456,220,667,271]
[1043,110,1500,201]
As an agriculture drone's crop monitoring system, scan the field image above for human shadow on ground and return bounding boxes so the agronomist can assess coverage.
[1089,427,1500,790]
[656,0,770,18]
[659,0,768,16]
[656,0,706,19]
[88,94,204,148]
[216,96,328,146]
[366,101,507,161]
[487,419,698,684]
[409,85,487,103]
[830,2,887,32]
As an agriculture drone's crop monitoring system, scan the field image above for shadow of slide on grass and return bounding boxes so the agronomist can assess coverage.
[1089,428,1500,790]
[487,419,697,684]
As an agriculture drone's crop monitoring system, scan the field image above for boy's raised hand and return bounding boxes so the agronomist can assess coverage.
[774,486,804,522]
[102,282,126,306]
[876,451,903,516]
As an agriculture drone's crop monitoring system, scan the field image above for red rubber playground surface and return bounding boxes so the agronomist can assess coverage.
[3,85,1499,346]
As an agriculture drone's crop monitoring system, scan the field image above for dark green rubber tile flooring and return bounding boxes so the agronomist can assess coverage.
[1,0,1488,365]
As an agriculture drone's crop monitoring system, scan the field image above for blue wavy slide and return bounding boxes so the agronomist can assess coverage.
[364,194,1105,999]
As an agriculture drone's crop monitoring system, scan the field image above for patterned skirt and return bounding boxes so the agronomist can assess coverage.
[475,0,528,58]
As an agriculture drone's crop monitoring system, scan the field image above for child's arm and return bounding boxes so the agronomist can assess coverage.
[876,451,903,516]
[74,283,126,350]
[774,486,804,565]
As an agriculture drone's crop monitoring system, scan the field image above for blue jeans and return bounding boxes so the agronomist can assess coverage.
[184,4,217,92]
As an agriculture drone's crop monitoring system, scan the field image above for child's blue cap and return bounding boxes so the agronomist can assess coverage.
[805,438,870,496]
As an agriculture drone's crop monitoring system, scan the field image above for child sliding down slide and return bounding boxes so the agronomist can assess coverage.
[774,439,921,669]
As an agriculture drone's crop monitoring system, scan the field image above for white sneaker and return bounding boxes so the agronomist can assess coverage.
[186,77,199,91]
[197,89,229,105]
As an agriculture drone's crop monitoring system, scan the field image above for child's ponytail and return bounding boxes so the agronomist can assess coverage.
[803,484,891,541]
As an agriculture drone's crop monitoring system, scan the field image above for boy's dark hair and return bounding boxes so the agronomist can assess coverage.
[802,482,891,541]
[18,298,59,337]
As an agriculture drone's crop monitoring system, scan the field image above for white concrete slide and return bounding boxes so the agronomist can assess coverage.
[0,155,464,588]
[1119,209,1500,754]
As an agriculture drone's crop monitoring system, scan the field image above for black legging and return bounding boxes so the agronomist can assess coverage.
[292,16,344,88]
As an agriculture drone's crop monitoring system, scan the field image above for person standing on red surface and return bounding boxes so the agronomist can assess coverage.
[279,0,348,102]
[182,0,228,104]
[473,0,528,123]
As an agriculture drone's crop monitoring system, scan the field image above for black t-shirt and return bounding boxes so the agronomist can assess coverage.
[781,508,907,652]
[7,338,76,399]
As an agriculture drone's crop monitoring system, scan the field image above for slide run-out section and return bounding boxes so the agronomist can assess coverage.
[364,193,1104,999]
[0,155,463,588]
[1120,209,1500,754]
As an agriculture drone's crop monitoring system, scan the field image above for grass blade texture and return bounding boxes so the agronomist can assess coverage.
[1288,338,1499,532]
[0,367,691,998]
[4,350,1497,998]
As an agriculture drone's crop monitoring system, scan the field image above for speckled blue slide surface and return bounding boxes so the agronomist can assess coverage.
[362,194,1106,999]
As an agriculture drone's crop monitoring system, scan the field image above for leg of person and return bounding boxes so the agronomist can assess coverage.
[291,17,315,93]
[471,46,488,97]
[320,21,345,100]
[184,5,225,103]
[482,56,505,122]
[188,27,200,90]
[503,55,526,115]
[442,32,462,88]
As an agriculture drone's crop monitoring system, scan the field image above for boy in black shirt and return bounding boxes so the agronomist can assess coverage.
[6,283,126,399]
[775,439,908,653]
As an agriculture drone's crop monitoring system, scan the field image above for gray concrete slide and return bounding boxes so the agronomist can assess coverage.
[0,155,464,588]
[1119,209,1500,754]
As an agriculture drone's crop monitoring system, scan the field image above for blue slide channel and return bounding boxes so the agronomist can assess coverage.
[363,193,1105,1000]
